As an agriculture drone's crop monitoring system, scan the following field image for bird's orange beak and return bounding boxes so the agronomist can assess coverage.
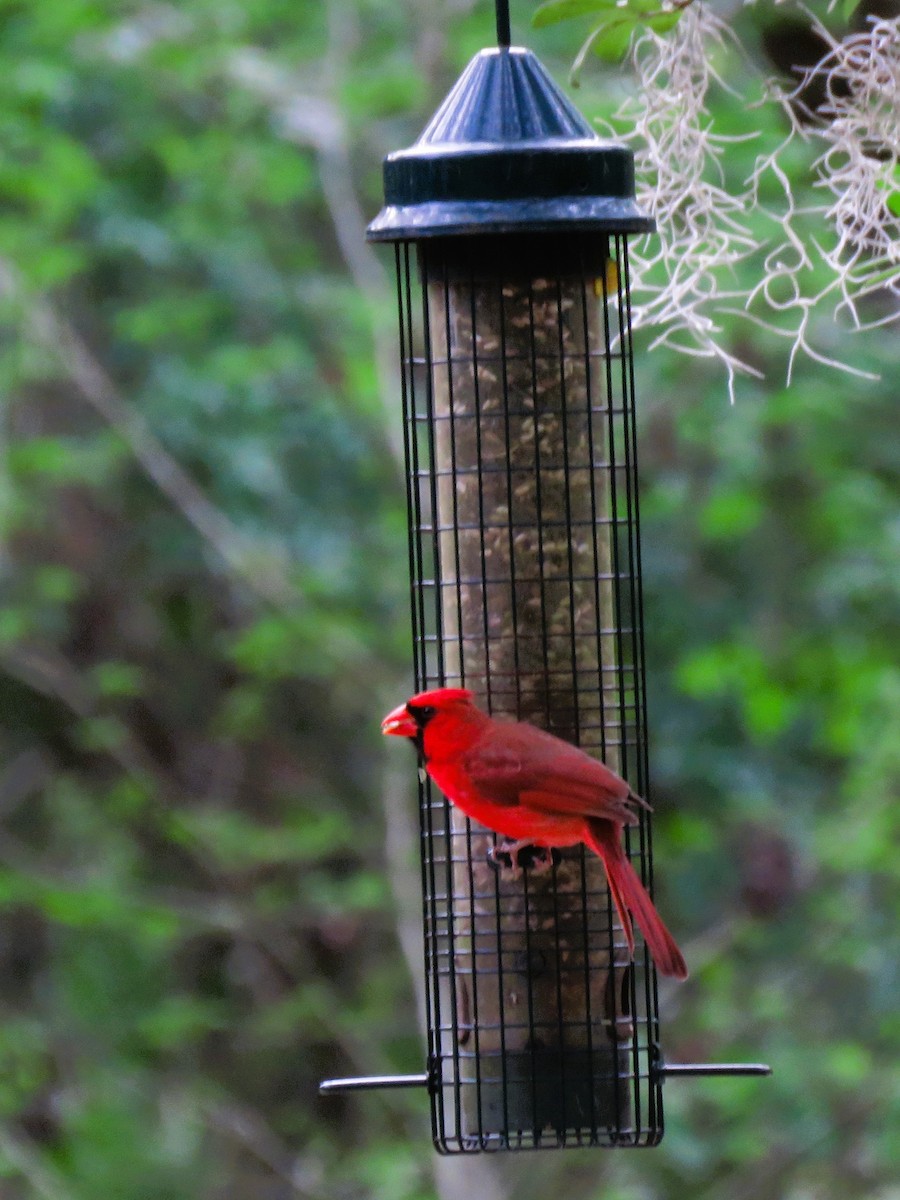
[381,702,418,738]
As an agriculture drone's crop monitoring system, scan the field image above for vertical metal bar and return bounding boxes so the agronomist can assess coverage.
[552,276,577,1139]
[554,277,581,745]
[495,269,517,1141]
[469,255,494,714]
[399,244,444,1145]
[597,249,628,1141]
[621,235,664,1143]
[526,276,552,725]
[549,853,567,1141]
[525,275,548,1142]
[437,251,470,1147]
[465,250,489,1142]
[614,237,644,1140]
[441,257,465,691]
[420,242,464,1149]
[576,250,600,1141]
[495,0,511,47]
[613,234,642,1144]
[519,856,540,1143]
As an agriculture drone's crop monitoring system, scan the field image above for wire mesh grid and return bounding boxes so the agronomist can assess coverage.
[394,233,663,1152]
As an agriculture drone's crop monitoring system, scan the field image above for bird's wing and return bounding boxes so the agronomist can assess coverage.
[460,721,647,823]
[456,741,523,806]
[518,787,641,826]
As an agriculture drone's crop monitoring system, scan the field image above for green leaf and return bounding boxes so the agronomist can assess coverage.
[533,0,619,29]
[825,1042,872,1087]
[744,681,796,738]
[91,661,145,698]
[0,606,32,644]
[34,563,79,602]
[882,164,900,217]
[8,436,71,479]
[699,488,764,539]
[675,645,732,698]
[591,16,639,62]
[74,716,130,753]
[168,806,351,871]
[646,8,682,33]
[137,996,227,1051]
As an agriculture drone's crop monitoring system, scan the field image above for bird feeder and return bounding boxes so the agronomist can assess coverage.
[321,0,769,1153]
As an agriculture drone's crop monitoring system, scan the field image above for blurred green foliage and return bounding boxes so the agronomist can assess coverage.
[0,1,896,1199]
[533,0,683,66]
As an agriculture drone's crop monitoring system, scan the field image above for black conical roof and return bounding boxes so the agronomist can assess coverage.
[367,46,653,241]
[419,44,594,143]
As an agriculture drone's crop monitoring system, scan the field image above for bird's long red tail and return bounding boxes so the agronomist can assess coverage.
[584,819,688,980]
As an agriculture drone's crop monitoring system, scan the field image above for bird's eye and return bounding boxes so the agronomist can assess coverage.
[412,704,436,724]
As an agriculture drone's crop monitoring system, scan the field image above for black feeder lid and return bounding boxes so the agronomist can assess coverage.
[367,45,654,241]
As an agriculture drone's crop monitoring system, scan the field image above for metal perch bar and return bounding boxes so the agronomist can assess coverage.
[318,1062,773,1093]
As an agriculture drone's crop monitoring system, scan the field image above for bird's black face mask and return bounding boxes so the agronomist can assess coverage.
[405,703,436,759]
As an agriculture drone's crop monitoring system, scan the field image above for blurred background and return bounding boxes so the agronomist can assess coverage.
[0,1,896,1198]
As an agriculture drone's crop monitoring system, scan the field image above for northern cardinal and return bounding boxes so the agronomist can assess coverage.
[382,687,688,980]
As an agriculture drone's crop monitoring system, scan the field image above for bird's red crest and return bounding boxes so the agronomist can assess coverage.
[407,687,473,708]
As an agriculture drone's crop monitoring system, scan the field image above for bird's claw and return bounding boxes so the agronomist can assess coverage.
[487,841,559,877]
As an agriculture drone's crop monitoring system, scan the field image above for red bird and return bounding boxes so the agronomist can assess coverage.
[382,687,688,980]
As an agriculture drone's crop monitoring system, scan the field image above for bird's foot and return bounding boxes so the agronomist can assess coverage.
[487,841,559,878]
